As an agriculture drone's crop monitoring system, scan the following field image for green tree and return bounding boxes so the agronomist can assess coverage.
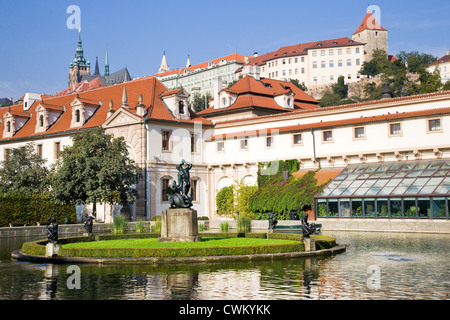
[50,127,141,217]
[215,185,234,217]
[289,79,308,91]
[0,143,49,195]
[397,51,437,73]
[191,92,212,112]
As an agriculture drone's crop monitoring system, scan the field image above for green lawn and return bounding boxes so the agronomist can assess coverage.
[62,237,302,249]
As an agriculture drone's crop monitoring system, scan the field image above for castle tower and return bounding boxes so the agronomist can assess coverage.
[158,51,170,74]
[352,9,388,61]
[68,31,91,87]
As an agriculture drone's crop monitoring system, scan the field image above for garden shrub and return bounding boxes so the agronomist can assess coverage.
[0,194,76,226]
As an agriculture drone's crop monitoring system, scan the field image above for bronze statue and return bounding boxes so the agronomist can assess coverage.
[168,159,193,208]
[84,214,95,234]
[268,212,278,230]
[301,213,316,238]
[47,214,58,243]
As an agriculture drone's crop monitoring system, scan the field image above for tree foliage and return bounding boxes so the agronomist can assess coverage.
[289,78,308,91]
[0,143,49,195]
[191,92,212,112]
[397,51,437,73]
[50,127,141,215]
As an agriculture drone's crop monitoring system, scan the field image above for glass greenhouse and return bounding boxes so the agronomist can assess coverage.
[315,160,450,218]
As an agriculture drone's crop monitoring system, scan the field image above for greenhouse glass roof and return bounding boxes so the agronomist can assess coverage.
[317,160,450,198]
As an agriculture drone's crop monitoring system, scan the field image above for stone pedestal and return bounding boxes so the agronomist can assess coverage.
[45,242,61,257]
[158,208,202,242]
[303,238,316,252]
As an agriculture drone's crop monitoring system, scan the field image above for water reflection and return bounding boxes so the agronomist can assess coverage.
[1,232,449,300]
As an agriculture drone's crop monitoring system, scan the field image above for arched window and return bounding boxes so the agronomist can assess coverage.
[178,101,184,114]
[39,115,44,127]
[75,109,80,122]
[6,121,10,133]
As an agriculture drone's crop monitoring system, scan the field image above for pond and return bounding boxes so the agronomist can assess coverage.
[0,231,448,300]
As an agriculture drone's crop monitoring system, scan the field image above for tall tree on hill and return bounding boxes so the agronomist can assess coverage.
[50,127,141,217]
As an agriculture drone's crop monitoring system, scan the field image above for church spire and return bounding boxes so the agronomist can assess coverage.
[104,47,110,76]
[94,56,100,76]
[158,51,170,74]
[186,54,191,68]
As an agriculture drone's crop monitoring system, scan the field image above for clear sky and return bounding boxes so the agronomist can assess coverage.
[1,0,450,100]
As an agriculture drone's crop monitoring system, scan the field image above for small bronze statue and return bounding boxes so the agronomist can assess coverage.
[168,159,194,208]
[47,214,58,243]
[84,214,95,235]
[301,213,316,239]
[268,212,278,230]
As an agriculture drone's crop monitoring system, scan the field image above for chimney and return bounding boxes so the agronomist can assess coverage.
[136,93,145,116]
[242,65,260,81]
[213,77,223,109]
[447,50,450,56]
[254,52,258,57]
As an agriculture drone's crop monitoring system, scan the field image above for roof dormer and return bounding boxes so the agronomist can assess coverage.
[70,97,100,127]
[217,89,238,109]
[274,90,295,109]
[160,88,191,120]
[35,103,64,133]
[3,110,30,138]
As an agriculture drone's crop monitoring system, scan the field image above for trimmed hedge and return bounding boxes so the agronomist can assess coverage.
[21,232,337,259]
[0,194,76,227]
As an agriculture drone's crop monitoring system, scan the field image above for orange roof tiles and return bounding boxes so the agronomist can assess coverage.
[246,37,364,67]
[0,77,212,142]
[353,12,387,35]
[197,76,319,116]
[207,105,450,142]
[293,169,343,185]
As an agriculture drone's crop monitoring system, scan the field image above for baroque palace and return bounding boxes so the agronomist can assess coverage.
[1,10,449,223]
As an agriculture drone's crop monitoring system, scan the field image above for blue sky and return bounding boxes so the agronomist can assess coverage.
[1,0,450,100]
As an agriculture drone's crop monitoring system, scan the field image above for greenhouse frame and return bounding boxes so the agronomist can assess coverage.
[315,160,450,219]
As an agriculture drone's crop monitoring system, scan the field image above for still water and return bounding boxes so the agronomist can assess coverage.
[0,231,448,300]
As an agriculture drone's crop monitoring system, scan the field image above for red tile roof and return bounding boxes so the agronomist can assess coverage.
[0,77,212,142]
[197,76,319,116]
[207,105,450,142]
[353,12,387,35]
[246,37,364,67]
[430,54,450,66]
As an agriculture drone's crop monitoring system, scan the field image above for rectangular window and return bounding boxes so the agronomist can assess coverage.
[321,61,326,68]
[329,60,334,67]
[312,51,317,57]
[295,57,298,63]
[55,142,61,160]
[356,47,360,54]
[37,144,43,159]
[338,49,343,55]
[190,179,198,202]
[295,68,298,74]
[428,119,441,132]
[240,138,248,150]
[356,58,360,66]
[347,59,352,66]
[354,127,365,139]
[217,141,225,152]
[313,61,317,68]
[162,130,171,151]
[330,75,334,81]
[329,49,334,56]
[321,50,325,56]
[338,60,343,67]
[161,178,170,201]
[293,134,302,145]
[190,133,197,153]
[390,123,402,136]
[266,136,274,148]
[301,57,305,62]
[301,67,305,74]
[323,130,333,142]
[346,48,351,54]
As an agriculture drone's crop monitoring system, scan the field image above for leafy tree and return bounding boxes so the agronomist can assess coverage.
[289,79,308,91]
[397,51,437,73]
[0,143,49,195]
[191,92,212,112]
[215,185,234,217]
[50,127,141,217]
[443,81,450,91]
[319,76,351,107]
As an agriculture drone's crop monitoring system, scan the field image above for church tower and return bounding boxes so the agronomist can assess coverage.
[352,9,388,61]
[104,48,110,76]
[158,51,170,74]
[68,31,91,87]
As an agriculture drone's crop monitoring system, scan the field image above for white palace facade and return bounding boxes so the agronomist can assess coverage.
[1,68,449,222]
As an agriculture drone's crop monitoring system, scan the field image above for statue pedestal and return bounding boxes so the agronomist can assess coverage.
[45,242,61,257]
[303,238,316,252]
[158,208,202,242]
